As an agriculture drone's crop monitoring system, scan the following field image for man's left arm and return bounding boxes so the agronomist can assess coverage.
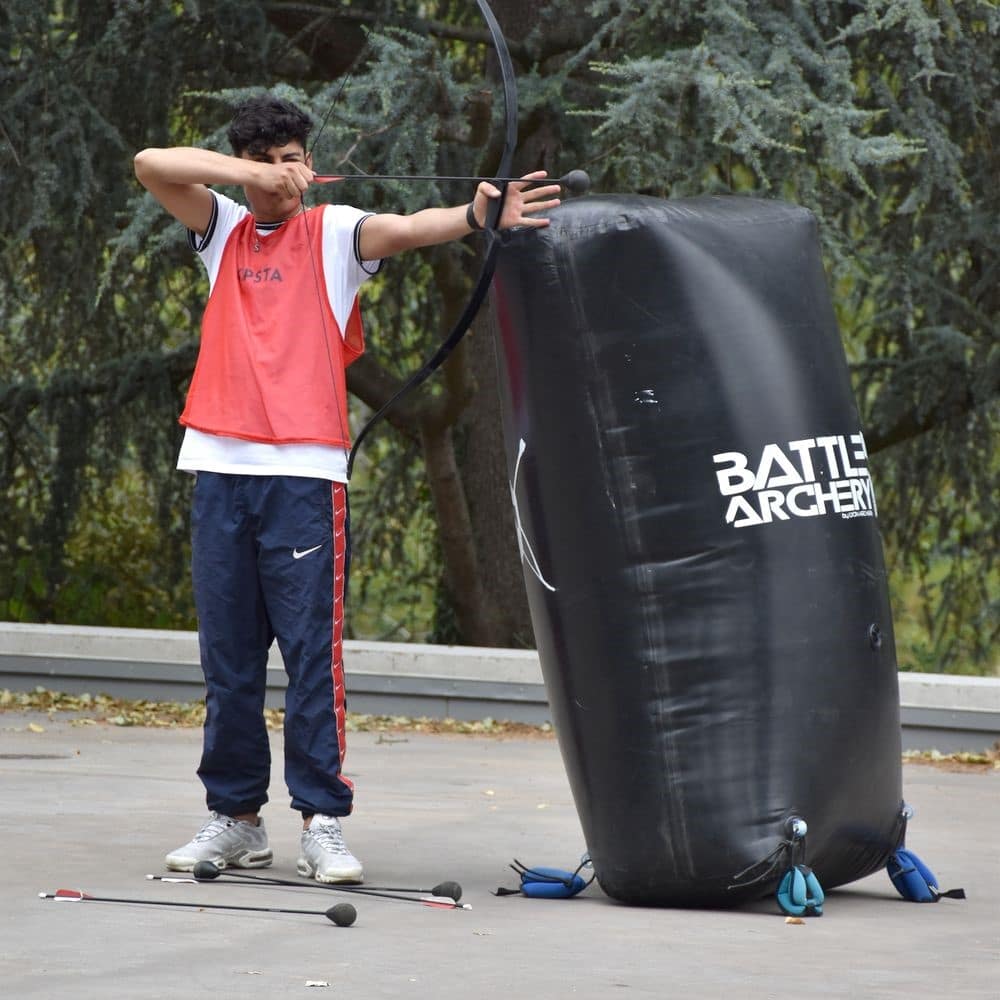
[357,171,560,261]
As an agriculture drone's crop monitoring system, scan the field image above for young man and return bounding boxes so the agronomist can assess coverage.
[134,94,558,883]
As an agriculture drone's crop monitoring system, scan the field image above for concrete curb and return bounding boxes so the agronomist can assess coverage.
[1,621,997,751]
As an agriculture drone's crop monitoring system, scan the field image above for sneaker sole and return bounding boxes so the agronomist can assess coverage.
[165,848,273,872]
[296,857,364,884]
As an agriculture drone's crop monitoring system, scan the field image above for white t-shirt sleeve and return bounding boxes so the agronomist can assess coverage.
[320,204,382,337]
[188,191,248,289]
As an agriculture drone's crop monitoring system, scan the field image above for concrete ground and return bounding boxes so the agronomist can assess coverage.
[1,710,996,999]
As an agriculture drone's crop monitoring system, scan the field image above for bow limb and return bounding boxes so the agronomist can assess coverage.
[346,0,518,478]
[473,0,518,228]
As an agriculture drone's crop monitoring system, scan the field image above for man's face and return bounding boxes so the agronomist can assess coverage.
[239,140,312,222]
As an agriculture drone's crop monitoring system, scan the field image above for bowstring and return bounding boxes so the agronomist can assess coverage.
[299,28,377,471]
[301,1,518,481]
[345,0,518,477]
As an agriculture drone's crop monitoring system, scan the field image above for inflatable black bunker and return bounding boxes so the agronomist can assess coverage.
[490,195,904,908]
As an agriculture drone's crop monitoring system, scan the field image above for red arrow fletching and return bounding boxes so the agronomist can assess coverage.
[53,889,92,900]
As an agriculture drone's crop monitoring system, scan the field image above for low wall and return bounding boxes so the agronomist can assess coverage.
[1,622,997,753]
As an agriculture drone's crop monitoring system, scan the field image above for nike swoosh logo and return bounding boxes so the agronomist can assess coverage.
[292,544,323,560]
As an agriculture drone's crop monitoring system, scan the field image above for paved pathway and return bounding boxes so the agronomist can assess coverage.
[1,712,996,998]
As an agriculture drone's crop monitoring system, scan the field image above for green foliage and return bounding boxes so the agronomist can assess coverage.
[573,0,998,671]
[0,1,277,620]
[0,0,507,639]
[347,432,440,642]
[54,462,195,629]
[0,0,996,670]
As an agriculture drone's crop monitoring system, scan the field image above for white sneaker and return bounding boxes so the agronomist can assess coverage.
[297,815,364,883]
[165,812,273,871]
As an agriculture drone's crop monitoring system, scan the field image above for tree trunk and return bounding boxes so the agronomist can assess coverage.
[457,313,535,647]
[420,415,504,644]
[445,0,541,648]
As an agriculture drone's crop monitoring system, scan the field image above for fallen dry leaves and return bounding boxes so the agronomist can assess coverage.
[902,745,1000,772]
[0,686,554,738]
[2,688,995,765]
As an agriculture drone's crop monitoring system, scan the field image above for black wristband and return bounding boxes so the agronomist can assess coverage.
[466,201,483,231]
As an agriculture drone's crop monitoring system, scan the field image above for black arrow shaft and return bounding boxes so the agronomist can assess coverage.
[314,168,589,194]
[315,172,526,184]
[151,873,442,895]
[193,870,463,907]
[42,892,323,918]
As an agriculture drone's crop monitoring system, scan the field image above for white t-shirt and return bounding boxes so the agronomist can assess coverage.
[176,191,380,482]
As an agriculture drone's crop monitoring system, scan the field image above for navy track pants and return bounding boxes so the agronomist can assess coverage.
[191,472,353,817]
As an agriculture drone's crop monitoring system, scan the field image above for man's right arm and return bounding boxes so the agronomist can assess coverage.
[133,148,261,235]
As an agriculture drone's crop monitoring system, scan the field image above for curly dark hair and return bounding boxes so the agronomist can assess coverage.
[227,94,313,157]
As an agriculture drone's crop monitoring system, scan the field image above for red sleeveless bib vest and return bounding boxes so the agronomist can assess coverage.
[180,206,363,446]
